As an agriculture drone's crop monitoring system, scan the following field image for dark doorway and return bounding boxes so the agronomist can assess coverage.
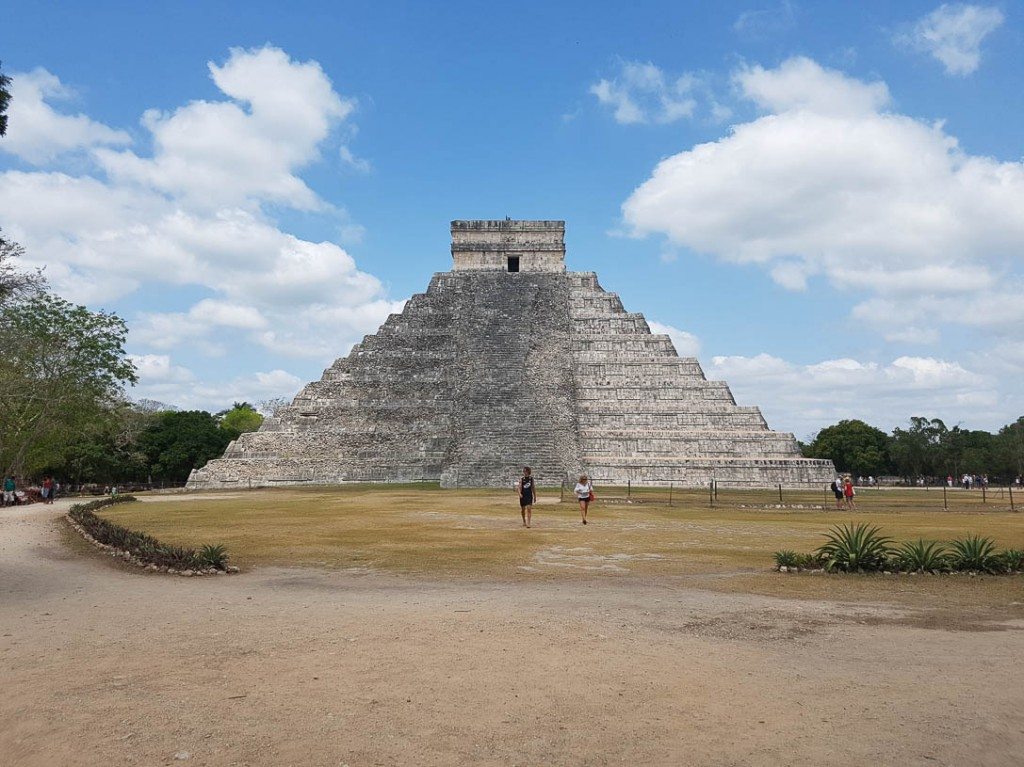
[507,256,520,272]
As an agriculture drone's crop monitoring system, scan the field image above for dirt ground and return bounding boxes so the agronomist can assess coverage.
[3,498,1024,766]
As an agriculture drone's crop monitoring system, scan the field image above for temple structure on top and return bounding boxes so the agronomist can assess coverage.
[188,219,834,489]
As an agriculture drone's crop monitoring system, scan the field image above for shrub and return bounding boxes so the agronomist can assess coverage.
[795,552,826,570]
[774,550,799,568]
[948,535,1000,573]
[894,539,948,573]
[816,523,893,573]
[1000,549,1024,573]
[199,543,229,569]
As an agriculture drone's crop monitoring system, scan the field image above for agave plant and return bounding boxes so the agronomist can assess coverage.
[1000,549,1024,573]
[199,544,230,570]
[948,535,1000,573]
[774,550,799,568]
[895,539,948,573]
[795,552,826,570]
[815,523,893,573]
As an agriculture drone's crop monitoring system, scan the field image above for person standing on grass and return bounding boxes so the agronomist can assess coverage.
[2,475,14,507]
[843,476,856,510]
[517,467,536,528]
[574,474,593,524]
[830,477,844,510]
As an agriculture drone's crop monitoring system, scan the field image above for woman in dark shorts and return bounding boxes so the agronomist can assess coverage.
[517,467,536,528]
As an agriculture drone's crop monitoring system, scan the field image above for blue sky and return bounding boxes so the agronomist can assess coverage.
[1,1,1022,440]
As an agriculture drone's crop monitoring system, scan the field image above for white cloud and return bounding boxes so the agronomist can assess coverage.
[733,1,797,37]
[622,57,1024,343]
[0,47,396,410]
[590,62,699,125]
[901,4,1004,76]
[131,365,304,412]
[735,57,889,115]
[707,353,1005,438]
[128,354,195,384]
[648,321,701,357]
[0,69,131,163]
[339,145,372,173]
[93,46,354,211]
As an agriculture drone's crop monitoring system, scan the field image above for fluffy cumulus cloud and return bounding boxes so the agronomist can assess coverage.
[1,68,131,163]
[623,56,1024,340]
[900,4,1005,76]
[130,364,305,412]
[0,47,399,409]
[590,61,701,125]
[707,353,1005,439]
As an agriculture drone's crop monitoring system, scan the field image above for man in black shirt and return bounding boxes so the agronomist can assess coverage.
[517,467,536,528]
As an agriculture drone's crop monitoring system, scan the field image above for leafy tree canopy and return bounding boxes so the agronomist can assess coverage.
[804,419,891,476]
[218,401,264,438]
[0,294,137,475]
[138,410,233,483]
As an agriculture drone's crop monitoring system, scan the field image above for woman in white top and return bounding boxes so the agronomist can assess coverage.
[574,474,593,524]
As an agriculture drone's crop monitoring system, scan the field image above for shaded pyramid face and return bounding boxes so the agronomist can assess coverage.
[188,221,835,489]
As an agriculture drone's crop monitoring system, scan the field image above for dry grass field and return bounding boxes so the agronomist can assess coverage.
[99,484,1024,607]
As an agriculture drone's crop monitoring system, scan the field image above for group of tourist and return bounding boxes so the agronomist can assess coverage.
[829,476,857,510]
[1,475,59,506]
[515,468,594,527]
[947,473,990,490]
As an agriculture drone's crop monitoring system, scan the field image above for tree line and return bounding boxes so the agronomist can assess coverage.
[0,222,265,485]
[801,417,1024,482]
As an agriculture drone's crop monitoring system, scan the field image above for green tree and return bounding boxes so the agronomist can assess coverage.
[804,419,891,476]
[994,417,1024,480]
[40,399,157,484]
[890,417,947,480]
[219,401,264,438]
[0,61,11,136]
[0,295,137,475]
[138,410,232,483]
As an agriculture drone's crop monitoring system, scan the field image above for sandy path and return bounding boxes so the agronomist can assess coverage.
[2,501,1023,766]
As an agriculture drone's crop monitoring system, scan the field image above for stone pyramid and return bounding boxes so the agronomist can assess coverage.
[188,220,834,489]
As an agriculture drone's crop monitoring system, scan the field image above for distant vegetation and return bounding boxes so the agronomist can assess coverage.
[801,417,1024,482]
[30,401,264,486]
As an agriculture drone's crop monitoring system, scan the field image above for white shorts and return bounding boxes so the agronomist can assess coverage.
[3,491,14,502]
